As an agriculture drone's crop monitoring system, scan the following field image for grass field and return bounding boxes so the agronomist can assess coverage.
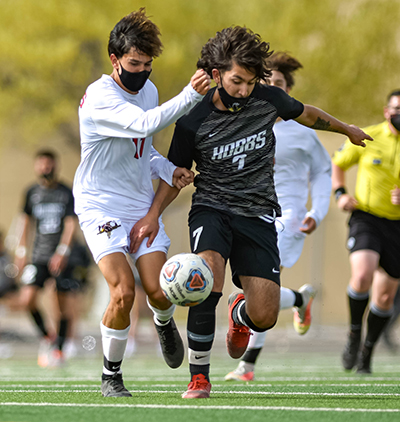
[1,333,399,422]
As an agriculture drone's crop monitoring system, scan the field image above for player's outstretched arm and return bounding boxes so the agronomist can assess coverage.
[295,105,373,147]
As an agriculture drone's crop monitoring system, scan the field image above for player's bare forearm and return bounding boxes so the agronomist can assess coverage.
[148,180,180,220]
[331,163,346,191]
[295,105,372,147]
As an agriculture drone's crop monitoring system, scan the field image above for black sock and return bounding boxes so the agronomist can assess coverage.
[242,348,262,364]
[235,300,277,333]
[30,310,48,337]
[364,310,391,350]
[189,364,210,381]
[293,291,303,308]
[187,292,222,379]
[348,294,369,333]
[57,318,69,351]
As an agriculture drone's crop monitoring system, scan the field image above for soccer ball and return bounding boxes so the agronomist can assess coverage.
[160,253,214,307]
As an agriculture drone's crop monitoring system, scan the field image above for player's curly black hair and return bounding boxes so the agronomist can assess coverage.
[108,8,163,59]
[197,26,273,81]
[267,52,303,89]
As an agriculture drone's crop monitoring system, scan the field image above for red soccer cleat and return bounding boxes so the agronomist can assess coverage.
[226,292,251,359]
[182,374,212,399]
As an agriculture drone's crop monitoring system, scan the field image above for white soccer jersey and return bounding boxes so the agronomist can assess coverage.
[73,74,203,221]
[273,119,332,267]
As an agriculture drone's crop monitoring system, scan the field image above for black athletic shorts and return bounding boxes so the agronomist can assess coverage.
[20,263,84,292]
[189,206,281,288]
[348,210,400,279]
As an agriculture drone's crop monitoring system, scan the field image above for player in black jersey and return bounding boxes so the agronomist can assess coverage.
[15,149,80,367]
[133,26,372,398]
[170,27,373,399]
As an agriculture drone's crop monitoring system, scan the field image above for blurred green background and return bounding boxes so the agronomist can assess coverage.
[1,0,400,155]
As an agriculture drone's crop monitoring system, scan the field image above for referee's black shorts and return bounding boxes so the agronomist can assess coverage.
[188,206,281,288]
[347,210,400,279]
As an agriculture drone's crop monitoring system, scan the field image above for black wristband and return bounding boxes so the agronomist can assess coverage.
[334,187,347,201]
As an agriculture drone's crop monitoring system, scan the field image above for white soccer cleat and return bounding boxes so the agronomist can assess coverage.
[293,284,316,335]
[225,361,255,382]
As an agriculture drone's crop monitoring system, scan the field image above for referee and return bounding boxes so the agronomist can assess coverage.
[332,89,400,374]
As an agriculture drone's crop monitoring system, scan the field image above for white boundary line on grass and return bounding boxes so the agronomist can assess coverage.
[1,403,399,413]
[2,376,400,382]
[1,389,400,397]
[1,383,400,388]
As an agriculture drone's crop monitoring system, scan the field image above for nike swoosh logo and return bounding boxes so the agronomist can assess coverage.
[272,268,280,274]
[208,132,218,138]
[194,356,203,360]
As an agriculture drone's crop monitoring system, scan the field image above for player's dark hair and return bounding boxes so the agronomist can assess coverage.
[387,89,400,103]
[267,52,303,89]
[35,149,57,161]
[197,26,273,81]
[108,8,163,59]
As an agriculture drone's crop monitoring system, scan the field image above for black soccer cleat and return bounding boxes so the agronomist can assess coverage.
[101,373,132,397]
[356,346,372,374]
[154,317,184,369]
[342,331,361,370]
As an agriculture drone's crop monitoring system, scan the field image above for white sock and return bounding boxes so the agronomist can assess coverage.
[280,287,296,309]
[146,297,175,326]
[100,322,130,375]
[188,349,211,365]
[248,330,267,349]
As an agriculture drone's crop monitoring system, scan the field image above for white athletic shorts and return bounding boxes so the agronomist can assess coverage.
[276,207,307,268]
[79,214,170,264]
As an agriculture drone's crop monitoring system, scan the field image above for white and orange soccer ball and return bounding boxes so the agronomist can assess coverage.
[160,253,214,307]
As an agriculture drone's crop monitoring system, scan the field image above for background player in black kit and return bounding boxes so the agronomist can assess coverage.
[15,149,80,367]
[166,26,372,398]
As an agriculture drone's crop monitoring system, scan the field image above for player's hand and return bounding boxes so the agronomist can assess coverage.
[391,185,400,205]
[299,216,317,234]
[129,214,159,254]
[191,69,211,96]
[48,253,67,277]
[337,193,358,212]
[172,167,194,190]
[346,125,373,148]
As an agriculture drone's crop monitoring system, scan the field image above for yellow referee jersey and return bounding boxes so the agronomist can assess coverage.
[332,121,400,220]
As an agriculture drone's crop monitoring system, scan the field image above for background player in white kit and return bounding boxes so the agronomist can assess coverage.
[73,9,210,397]
[225,52,332,381]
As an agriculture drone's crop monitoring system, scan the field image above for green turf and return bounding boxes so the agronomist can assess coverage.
[0,351,399,422]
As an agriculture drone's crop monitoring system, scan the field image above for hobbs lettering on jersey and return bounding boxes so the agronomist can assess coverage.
[211,130,266,170]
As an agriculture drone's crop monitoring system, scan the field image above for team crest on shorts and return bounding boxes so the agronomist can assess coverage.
[97,221,121,238]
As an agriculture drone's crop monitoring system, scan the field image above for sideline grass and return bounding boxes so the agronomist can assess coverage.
[0,350,399,422]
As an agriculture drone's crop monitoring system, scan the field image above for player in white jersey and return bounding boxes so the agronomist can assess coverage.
[226,52,331,382]
[73,9,210,397]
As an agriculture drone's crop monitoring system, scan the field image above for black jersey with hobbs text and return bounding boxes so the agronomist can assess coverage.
[23,183,75,264]
[168,84,304,217]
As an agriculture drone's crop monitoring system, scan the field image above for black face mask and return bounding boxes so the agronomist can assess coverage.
[390,114,400,132]
[218,80,249,112]
[40,169,55,182]
[119,63,151,92]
